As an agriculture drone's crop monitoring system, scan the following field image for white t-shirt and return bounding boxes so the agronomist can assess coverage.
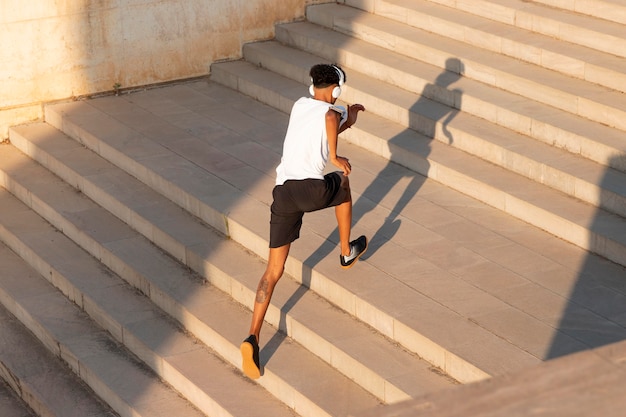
[275,97,346,186]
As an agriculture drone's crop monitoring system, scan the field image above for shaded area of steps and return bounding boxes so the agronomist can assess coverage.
[1,0,626,415]
[212,4,626,269]
[1,76,624,416]
[6,76,624,390]
[0,379,37,417]
[35,91,539,382]
[0,83,473,416]
[0,142,401,416]
[4,120,456,403]
[0,298,115,417]
[358,338,626,417]
[0,236,205,417]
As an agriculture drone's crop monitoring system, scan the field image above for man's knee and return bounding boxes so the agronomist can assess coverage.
[265,265,284,284]
[340,174,350,188]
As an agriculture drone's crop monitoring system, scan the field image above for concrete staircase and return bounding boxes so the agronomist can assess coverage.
[1,1,626,416]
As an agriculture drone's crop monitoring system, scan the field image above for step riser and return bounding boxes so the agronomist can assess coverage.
[210,63,626,269]
[0,194,238,417]
[378,0,626,59]
[308,5,626,129]
[0,295,119,417]
[531,0,626,25]
[43,103,231,240]
[316,130,625,273]
[244,40,626,222]
[5,128,446,402]
[273,24,626,174]
[35,103,495,384]
[0,241,168,417]
[0,156,327,417]
[345,0,626,81]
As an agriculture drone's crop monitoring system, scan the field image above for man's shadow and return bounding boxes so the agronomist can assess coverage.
[261,58,465,364]
[357,58,464,257]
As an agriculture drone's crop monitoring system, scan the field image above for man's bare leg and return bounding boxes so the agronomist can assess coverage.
[336,199,353,257]
[335,174,353,257]
[241,243,290,379]
[248,243,291,341]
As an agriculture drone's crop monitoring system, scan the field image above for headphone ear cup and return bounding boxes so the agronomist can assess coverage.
[309,85,315,96]
[332,86,342,98]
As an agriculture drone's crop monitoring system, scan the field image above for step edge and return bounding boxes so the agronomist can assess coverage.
[5,125,461,399]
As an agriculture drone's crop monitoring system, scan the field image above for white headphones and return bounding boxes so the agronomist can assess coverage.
[309,65,345,98]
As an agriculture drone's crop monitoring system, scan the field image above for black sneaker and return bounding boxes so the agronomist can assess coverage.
[340,235,368,269]
[240,335,261,379]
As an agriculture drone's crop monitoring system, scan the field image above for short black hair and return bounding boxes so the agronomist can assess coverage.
[310,64,346,88]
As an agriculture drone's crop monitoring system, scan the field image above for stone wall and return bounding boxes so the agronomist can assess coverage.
[0,0,319,140]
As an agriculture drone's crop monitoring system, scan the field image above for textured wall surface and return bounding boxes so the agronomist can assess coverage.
[0,0,306,139]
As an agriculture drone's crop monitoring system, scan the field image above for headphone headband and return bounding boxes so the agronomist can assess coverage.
[332,65,344,86]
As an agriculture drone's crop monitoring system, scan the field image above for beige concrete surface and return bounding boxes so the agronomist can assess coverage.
[0,248,117,417]
[2,124,456,407]
[2,67,618,416]
[377,0,626,59]
[209,59,626,268]
[0,381,36,417]
[1,1,625,415]
[0,298,117,417]
[25,79,625,386]
[309,3,626,127]
[0,193,303,417]
[0,0,305,140]
[17,75,624,415]
[355,338,626,417]
[272,21,626,172]
[245,37,626,218]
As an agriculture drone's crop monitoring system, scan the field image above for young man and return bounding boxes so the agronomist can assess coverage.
[240,64,367,379]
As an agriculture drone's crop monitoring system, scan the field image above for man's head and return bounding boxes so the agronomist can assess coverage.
[309,64,346,100]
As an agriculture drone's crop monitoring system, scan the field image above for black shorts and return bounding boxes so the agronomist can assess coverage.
[269,172,350,248]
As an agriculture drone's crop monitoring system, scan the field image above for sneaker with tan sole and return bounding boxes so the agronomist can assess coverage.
[240,335,261,379]
[340,235,368,269]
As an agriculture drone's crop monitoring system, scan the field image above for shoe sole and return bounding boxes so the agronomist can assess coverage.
[240,341,261,379]
[340,240,368,270]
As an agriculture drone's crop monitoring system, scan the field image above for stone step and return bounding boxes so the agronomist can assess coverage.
[25,82,626,387]
[243,37,626,220]
[0,379,36,417]
[0,143,391,416]
[272,21,626,173]
[32,95,539,383]
[308,3,626,129]
[0,380,36,417]
[6,122,456,404]
[530,0,626,25]
[358,338,626,417]
[0,297,115,417]
[0,185,303,417]
[0,233,206,417]
[372,0,626,59]
[210,59,626,268]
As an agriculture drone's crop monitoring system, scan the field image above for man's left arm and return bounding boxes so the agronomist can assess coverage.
[338,104,366,134]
